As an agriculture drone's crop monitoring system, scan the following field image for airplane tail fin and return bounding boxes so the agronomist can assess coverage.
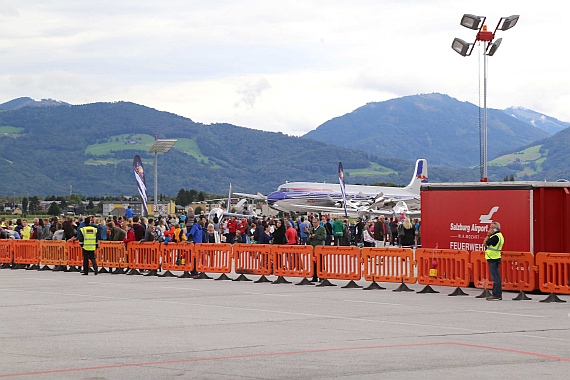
[404,159,428,195]
[226,183,232,211]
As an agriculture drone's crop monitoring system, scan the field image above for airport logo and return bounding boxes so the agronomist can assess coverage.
[479,206,499,224]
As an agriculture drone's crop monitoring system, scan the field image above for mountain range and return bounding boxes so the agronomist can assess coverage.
[0,94,568,197]
[303,93,550,167]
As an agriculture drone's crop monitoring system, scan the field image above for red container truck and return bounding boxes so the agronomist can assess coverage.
[421,182,570,254]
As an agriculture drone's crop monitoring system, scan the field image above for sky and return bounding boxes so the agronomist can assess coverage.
[1,0,568,136]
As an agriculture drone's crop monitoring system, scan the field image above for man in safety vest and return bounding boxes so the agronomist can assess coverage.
[79,216,99,276]
[484,221,504,301]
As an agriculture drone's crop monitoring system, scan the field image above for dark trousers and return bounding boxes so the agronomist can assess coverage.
[83,249,98,275]
[488,259,502,298]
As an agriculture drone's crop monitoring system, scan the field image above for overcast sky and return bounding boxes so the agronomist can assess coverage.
[1,0,568,136]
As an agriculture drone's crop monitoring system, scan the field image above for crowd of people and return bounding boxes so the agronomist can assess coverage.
[0,208,421,249]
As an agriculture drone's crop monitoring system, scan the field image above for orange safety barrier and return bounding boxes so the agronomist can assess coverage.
[13,240,40,265]
[97,241,128,269]
[472,250,536,292]
[39,240,67,266]
[416,248,470,287]
[315,246,361,281]
[66,240,83,267]
[233,243,272,276]
[194,243,233,276]
[362,247,416,284]
[0,240,12,264]
[536,252,570,295]
[272,244,313,279]
[127,242,160,271]
[161,243,194,273]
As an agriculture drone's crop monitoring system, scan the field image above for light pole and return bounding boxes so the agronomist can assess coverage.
[148,136,177,216]
[452,14,519,182]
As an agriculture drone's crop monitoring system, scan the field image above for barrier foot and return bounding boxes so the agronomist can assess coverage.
[215,273,233,281]
[363,281,386,290]
[53,265,68,272]
[475,289,492,299]
[272,276,292,284]
[539,293,567,303]
[417,285,439,294]
[1,263,11,269]
[126,269,141,276]
[342,280,363,289]
[196,272,213,279]
[159,270,176,278]
[393,280,414,292]
[178,271,192,278]
[512,291,532,301]
[11,264,22,269]
[68,266,80,272]
[144,270,158,277]
[233,274,252,282]
[39,265,51,271]
[97,267,108,274]
[315,279,336,287]
[448,287,469,296]
[254,275,271,283]
[28,264,40,270]
[112,268,127,274]
[296,278,314,286]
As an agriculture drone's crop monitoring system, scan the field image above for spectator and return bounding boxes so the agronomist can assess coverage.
[125,205,133,219]
[285,220,299,245]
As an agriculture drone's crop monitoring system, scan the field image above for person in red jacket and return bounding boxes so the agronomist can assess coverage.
[285,220,299,245]
[123,223,136,245]
[227,217,238,244]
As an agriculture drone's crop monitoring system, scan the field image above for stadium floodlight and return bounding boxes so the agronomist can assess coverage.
[148,138,177,216]
[499,15,519,31]
[452,14,519,182]
[487,38,502,56]
[460,14,484,30]
[452,38,472,57]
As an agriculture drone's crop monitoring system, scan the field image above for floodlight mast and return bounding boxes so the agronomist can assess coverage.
[452,14,519,182]
[148,136,177,216]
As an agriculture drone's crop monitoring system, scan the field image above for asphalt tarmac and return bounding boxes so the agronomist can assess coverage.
[1,268,569,379]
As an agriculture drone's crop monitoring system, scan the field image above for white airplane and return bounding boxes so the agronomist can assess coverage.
[208,183,259,221]
[266,159,427,218]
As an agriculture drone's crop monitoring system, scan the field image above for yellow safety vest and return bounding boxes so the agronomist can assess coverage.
[80,226,98,251]
[485,232,504,260]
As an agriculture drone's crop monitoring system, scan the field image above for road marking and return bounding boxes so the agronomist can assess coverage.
[160,286,202,291]
[1,342,569,378]
[466,310,546,318]
[344,300,402,306]
[242,291,292,297]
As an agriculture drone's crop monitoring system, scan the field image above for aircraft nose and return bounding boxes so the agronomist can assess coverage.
[267,191,285,205]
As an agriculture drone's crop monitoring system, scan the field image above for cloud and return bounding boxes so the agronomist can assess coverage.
[234,78,271,109]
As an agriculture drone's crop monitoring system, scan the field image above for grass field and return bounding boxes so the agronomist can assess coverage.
[489,145,544,166]
[85,134,219,167]
[0,126,24,136]
[345,162,397,176]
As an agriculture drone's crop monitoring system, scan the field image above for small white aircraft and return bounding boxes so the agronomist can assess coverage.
[266,159,427,218]
[208,184,259,221]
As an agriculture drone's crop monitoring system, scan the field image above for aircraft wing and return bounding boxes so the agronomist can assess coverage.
[233,192,267,200]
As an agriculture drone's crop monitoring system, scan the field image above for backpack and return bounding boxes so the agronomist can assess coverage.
[398,225,405,238]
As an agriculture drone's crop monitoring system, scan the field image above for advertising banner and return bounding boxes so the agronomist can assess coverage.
[421,189,531,252]
[133,155,148,216]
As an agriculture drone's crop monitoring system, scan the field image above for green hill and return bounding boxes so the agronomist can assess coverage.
[0,101,438,196]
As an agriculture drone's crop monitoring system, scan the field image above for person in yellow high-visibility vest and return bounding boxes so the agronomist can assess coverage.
[79,216,99,276]
[484,221,504,301]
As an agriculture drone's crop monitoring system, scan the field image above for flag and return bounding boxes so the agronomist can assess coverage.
[338,162,348,218]
[133,155,148,216]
